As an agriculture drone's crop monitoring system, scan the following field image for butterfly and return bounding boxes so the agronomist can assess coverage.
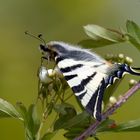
[36,39,140,121]
[38,41,140,121]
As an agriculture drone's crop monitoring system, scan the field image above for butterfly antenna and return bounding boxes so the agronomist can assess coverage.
[38,34,47,46]
[25,31,43,43]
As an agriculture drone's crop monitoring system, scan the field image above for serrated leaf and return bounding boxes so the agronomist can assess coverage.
[41,132,56,140]
[84,24,124,43]
[0,98,23,120]
[126,20,140,41]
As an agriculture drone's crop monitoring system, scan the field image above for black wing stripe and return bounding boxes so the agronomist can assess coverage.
[116,71,123,78]
[94,79,106,121]
[72,84,84,93]
[105,64,138,87]
[60,64,83,73]
[71,72,97,93]
[65,74,77,81]
[124,64,140,75]
[85,89,98,117]
[85,79,105,121]
[55,56,65,64]
[78,90,87,100]
[109,76,114,84]
[118,64,140,76]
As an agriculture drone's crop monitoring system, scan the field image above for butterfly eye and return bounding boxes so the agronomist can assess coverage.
[40,44,46,51]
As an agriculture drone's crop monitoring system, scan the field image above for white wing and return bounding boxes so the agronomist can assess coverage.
[41,41,140,121]
[55,56,109,121]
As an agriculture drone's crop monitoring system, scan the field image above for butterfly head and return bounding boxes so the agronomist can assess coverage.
[39,43,58,61]
[39,41,70,59]
[25,31,58,60]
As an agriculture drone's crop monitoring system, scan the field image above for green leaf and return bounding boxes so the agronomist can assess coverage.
[18,104,40,140]
[0,111,11,118]
[64,123,90,139]
[63,112,92,139]
[54,103,76,115]
[16,102,27,120]
[127,34,140,51]
[54,103,77,130]
[54,111,90,131]
[96,119,116,133]
[0,98,23,120]
[113,119,140,132]
[126,20,140,51]
[84,24,125,43]
[27,104,40,138]
[41,132,56,140]
[96,119,140,134]
[126,20,140,41]
[78,39,115,48]
[64,131,82,140]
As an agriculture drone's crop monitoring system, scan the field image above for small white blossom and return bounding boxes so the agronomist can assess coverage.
[109,96,117,104]
[47,69,55,77]
[118,53,124,59]
[129,79,137,86]
[125,56,133,64]
[54,66,63,78]
[39,67,52,83]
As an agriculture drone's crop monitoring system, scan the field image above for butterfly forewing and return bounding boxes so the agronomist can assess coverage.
[55,55,108,120]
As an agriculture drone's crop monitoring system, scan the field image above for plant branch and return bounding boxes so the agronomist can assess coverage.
[74,81,140,140]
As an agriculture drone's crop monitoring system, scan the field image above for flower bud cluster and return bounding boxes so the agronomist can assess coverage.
[105,53,133,65]
[39,66,62,83]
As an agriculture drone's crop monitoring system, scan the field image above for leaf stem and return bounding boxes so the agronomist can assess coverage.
[36,121,44,140]
[74,81,140,140]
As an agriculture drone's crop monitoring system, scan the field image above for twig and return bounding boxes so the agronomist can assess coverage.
[74,81,140,140]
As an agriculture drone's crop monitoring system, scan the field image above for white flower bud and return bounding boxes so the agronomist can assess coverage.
[118,53,124,59]
[39,67,52,83]
[54,66,63,78]
[129,79,137,86]
[125,56,133,64]
[47,69,55,77]
[109,96,117,104]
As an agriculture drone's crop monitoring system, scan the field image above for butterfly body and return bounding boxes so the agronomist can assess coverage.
[39,41,140,121]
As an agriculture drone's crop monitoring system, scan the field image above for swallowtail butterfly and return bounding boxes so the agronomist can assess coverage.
[39,41,140,121]
[25,32,140,121]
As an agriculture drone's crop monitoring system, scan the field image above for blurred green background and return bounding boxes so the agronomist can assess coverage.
[0,0,140,140]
